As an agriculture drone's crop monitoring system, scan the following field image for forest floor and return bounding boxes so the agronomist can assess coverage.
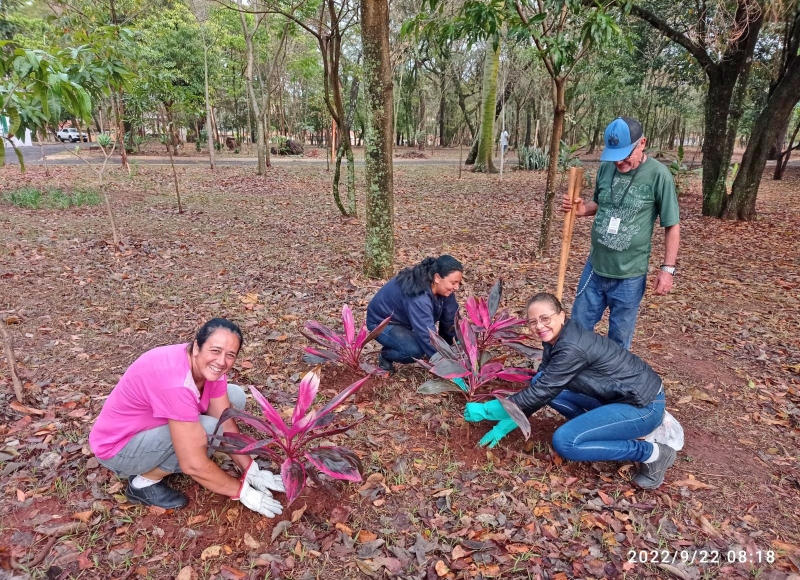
[0,160,798,580]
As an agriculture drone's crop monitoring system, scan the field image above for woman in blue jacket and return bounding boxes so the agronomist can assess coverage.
[464,292,676,489]
[367,255,463,373]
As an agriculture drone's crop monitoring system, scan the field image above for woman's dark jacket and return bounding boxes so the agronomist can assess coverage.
[509,318,662,416]
[366,277,458,358]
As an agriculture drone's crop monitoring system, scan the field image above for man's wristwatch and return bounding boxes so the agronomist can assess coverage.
[660,265,677,275]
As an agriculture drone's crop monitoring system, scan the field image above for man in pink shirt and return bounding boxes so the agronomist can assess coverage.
[90,319,284,516]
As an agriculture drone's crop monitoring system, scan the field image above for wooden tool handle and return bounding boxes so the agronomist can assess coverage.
[555,167,584,301]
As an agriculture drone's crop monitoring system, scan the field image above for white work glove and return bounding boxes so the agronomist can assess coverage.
[244,460,285,494]
[233,478,283,518]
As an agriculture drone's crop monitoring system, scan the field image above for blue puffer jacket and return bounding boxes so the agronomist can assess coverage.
[366,277,458,358]
[509,318,662,416]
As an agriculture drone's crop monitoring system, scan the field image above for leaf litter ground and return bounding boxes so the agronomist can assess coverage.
[0,162,798,580]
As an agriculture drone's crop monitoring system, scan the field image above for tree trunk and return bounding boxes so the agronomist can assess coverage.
[775,116,800,180]
[629,0,763,218]
[524,106,532,147]
[113,90,129,171]
[203,43,215,170]
[361,0,394,279]
[723,49,800,220]
[240,10,267,175]
[701,65,749,217]
[473,43,500,173]
[537,77,567,256]
[439,73,446,147]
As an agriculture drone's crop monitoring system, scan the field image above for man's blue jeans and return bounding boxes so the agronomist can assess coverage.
[571,258,647,349]
[372,324,424,364]
[548,389,664,463]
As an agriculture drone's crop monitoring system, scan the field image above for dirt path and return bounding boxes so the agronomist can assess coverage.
[0,163,798,579]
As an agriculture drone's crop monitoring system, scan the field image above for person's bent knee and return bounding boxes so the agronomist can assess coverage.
[552,428,580,461]
[199,415,220,435]
[227,384,246,410]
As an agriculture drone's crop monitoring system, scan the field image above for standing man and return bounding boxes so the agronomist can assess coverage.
[562,117,680,349]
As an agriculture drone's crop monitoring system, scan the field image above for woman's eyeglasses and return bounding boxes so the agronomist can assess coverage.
[528,313,558,327]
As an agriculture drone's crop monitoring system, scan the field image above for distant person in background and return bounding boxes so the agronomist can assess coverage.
[366,255,463,373]
[500,129,510,157]
[562,116,680,349]
[89,319,285,516]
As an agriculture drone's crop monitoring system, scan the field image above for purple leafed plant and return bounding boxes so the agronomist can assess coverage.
[208,371,369,505]
[301,305,391,376]
[464,280,539,358]
[417,316,536,402]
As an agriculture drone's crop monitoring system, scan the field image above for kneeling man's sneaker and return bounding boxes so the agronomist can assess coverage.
[632,442,676,489]
[126,480,188,509]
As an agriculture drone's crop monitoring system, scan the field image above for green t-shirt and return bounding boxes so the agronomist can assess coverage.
[589,157,679,279]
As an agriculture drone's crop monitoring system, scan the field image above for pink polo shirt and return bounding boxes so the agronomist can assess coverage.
[89,343,228,459]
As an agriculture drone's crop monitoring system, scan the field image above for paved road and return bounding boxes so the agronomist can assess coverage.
[3,144,470,167]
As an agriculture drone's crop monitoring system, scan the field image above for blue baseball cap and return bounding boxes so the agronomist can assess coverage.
[600,117,643,162]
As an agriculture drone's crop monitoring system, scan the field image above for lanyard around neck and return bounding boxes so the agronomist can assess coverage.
[611,160,643,209]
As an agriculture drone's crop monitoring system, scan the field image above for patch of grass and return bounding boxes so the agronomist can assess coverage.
[4,186,43,208]
[2,186,102,209]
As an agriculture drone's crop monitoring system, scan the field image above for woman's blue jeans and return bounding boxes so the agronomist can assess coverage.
[373,324,424,364]
[549,389,664,463]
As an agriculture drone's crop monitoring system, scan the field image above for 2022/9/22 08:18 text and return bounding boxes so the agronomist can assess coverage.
[627,549,776,566]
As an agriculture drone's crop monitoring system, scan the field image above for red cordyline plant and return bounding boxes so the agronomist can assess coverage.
[464,280,538,358]
[301,305,391,376]
[208,371,369,505]
[417,316,536,402]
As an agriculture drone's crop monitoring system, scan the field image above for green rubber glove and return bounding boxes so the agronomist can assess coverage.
[464,399,510,423]
[478,418,519,448]
[452,377,468,392]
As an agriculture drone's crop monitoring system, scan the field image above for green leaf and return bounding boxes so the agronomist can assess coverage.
[7,109,21,136]
[13,142,24,172]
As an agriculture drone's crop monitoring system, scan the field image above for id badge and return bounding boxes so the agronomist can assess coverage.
[607,217,621,235]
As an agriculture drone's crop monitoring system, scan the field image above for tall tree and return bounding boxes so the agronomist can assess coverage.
[361,0,394,278]
[623,0,765,217]
[513,0,620,254]
[724,5,800,219]
[189,0,217,170]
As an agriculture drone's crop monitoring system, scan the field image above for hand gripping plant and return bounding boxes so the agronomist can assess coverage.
[417,316,536,402]
[301,305,391,376]
[208,371,369,505]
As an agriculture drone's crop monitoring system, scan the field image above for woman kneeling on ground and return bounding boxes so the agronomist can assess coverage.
[465,293,676,489]
[366,255,463,373]
[89,318,284,514]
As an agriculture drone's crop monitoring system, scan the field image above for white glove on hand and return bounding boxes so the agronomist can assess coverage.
[245,460,286,493]
[234,479,283,518]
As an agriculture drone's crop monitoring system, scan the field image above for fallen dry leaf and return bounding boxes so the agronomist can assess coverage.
[243,533,260,550]
[176,566,196,580]
[10,400,45,415]
[434,560,450,577]
[335,522,353,535]
[200,545,222,561]
[72,510,93,522]
[291,503,307,523]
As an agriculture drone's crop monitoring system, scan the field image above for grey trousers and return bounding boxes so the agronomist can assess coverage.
[96,384,246,479]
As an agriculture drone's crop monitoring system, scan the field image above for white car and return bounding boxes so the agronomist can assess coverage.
[57,128,88,143]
